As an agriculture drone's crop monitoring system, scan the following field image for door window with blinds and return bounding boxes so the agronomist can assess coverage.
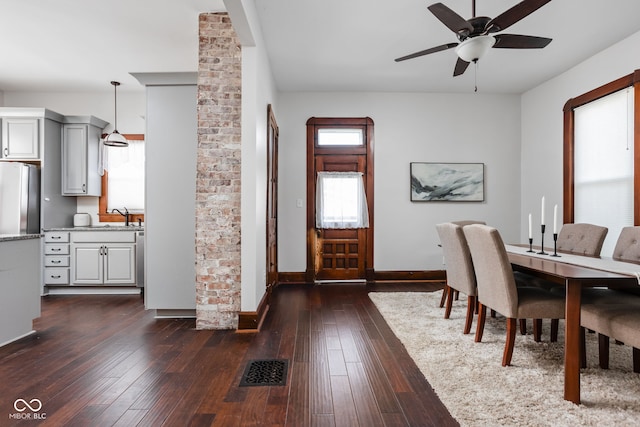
[573,88,634,256]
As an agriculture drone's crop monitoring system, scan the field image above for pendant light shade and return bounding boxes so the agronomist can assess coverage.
[104,81,128,147]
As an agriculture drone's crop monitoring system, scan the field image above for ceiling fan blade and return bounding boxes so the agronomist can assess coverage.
[485,0,551,33]
[493,34,552,49]
[428,3,473,36]
[453,57,470,76]
[395,43,458,62]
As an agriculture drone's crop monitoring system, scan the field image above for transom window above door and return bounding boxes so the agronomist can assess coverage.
[317,128,364,146]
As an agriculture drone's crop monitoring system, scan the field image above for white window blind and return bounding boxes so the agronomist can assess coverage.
[316,172,369,229]
[574,88,634,256]
[105,140,145,212]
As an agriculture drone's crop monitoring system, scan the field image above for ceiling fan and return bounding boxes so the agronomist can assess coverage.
[395,0,553,77]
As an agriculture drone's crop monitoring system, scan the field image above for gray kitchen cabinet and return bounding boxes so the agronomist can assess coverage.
[1,117,40,159]
[43,231,70,287]
[0,108,77,230]
[70,231,136,286]
[62,116,108,196]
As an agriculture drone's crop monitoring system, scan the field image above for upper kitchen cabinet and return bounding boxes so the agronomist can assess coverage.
[0,108,64,161]
[1,117,40,159]
[62,116,108,196]
[0,107,77,229]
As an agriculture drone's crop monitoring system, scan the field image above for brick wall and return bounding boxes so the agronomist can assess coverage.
[195,13,242,329]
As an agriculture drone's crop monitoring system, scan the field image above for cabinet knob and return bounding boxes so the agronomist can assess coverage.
[3,147,8,156]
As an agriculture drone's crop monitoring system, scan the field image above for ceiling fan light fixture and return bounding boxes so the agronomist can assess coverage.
[104,80,128,147]
[455,35,496,62]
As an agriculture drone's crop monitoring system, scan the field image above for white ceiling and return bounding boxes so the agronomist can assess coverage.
[2,0,640,95]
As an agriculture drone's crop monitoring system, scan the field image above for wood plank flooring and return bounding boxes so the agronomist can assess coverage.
[0,283,458,426]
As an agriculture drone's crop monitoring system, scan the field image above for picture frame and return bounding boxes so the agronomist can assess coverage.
[410,162,484,202]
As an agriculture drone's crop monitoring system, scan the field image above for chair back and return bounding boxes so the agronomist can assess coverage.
[612,226,640,264]
[450,220,486,227]
[463,224,518,318]
[557,223,608,256]
[436,222,477,296]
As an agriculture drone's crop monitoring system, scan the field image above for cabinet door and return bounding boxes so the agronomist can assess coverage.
[62,124,88,195]
[2,118,40,159]
[71,244,103,284]
[103,244,136,284]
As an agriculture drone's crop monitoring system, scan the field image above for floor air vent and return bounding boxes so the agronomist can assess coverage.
[239,359,289,387]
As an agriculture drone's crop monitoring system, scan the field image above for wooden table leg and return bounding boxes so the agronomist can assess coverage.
[564,279,581,404]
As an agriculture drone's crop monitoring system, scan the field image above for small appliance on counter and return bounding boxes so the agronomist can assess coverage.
[73,213,91,227]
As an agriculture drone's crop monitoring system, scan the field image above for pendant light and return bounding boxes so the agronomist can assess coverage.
[104,81,128,147]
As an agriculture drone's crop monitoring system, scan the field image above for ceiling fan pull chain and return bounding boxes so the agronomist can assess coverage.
[474,60,478,92]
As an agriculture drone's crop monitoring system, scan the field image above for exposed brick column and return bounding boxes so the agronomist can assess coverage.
[195,13,242,329]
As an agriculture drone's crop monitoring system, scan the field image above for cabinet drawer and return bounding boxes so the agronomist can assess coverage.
[44,268,69,284]
[44,255,69,267]
[45,232,70,243]
[45,244,69,255]
[71,231,136,243]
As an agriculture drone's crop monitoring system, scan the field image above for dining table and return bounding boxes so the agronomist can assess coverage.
[505,244,640,404]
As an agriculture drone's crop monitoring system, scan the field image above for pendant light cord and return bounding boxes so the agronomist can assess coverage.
[111,81,120,131]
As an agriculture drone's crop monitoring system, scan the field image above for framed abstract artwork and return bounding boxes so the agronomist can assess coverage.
[410,162,484,202]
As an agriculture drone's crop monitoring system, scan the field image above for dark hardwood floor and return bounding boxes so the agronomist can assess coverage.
[0,283,457,426]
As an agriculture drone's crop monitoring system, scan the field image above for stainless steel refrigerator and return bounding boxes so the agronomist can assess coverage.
[0,162,40,234]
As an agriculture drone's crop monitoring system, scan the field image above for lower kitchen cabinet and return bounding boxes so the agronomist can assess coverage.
[42,229,137,288]
[71,243,135,285]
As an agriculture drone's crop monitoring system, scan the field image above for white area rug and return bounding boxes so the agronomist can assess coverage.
[369,291,640,427]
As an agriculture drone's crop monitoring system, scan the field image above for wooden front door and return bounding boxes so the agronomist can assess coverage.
[306,117,374,282]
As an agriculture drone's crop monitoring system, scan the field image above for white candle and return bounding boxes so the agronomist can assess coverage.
[541,196,545,225]
[528,213,532,239]
[553,204,558,234]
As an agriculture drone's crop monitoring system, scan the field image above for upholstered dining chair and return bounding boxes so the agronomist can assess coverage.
[436,222,479,334]
[437,220,485,308]
[526,223,609,340]
[581,303,640,372]
[556,223,609,256]
[578,227,640,368]
[463,224,566,366]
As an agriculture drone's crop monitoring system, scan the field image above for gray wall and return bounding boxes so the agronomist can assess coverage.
[277,91,522,271]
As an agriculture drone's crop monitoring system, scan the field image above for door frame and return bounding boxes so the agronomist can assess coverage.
[305,117,375,283]
[266,105,279,293]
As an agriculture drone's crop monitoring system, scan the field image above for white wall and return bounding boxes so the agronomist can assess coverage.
[278,91,521,271]
[228,0,278,311]
[521,30,640,253]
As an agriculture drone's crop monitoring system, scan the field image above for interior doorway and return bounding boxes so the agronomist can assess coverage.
[306,117,374,282]
[266,105,279,293]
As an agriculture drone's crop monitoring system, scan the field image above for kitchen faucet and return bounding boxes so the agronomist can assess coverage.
[112,207,130,226]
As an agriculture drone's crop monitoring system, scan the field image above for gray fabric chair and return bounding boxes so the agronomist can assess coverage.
[436,222,479,334]
[556,223,609,256]
[581,304,640,372]
[463,224,566,366]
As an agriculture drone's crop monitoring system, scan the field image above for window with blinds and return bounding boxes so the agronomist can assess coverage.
[573,88,634,256]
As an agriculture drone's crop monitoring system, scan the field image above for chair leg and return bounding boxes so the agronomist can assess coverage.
[490,309,496,318]
[454,290,460,300]
[598,333,610,369]
[533,319,542,342]
[580,327,587,369]
[519,319,527,335]
[463,296,475,334]
[503,318,517,366]
[439,284,449,308]
[475,304,487,343]
[550,319,559,342]
[443,286,454,319]
[633,348,640,373]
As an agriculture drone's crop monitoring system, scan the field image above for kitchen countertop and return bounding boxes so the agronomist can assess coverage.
[44,226,144,232]
[0,234,42,242]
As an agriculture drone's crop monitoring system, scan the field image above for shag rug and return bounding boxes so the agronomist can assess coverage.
[369,291,640,427]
